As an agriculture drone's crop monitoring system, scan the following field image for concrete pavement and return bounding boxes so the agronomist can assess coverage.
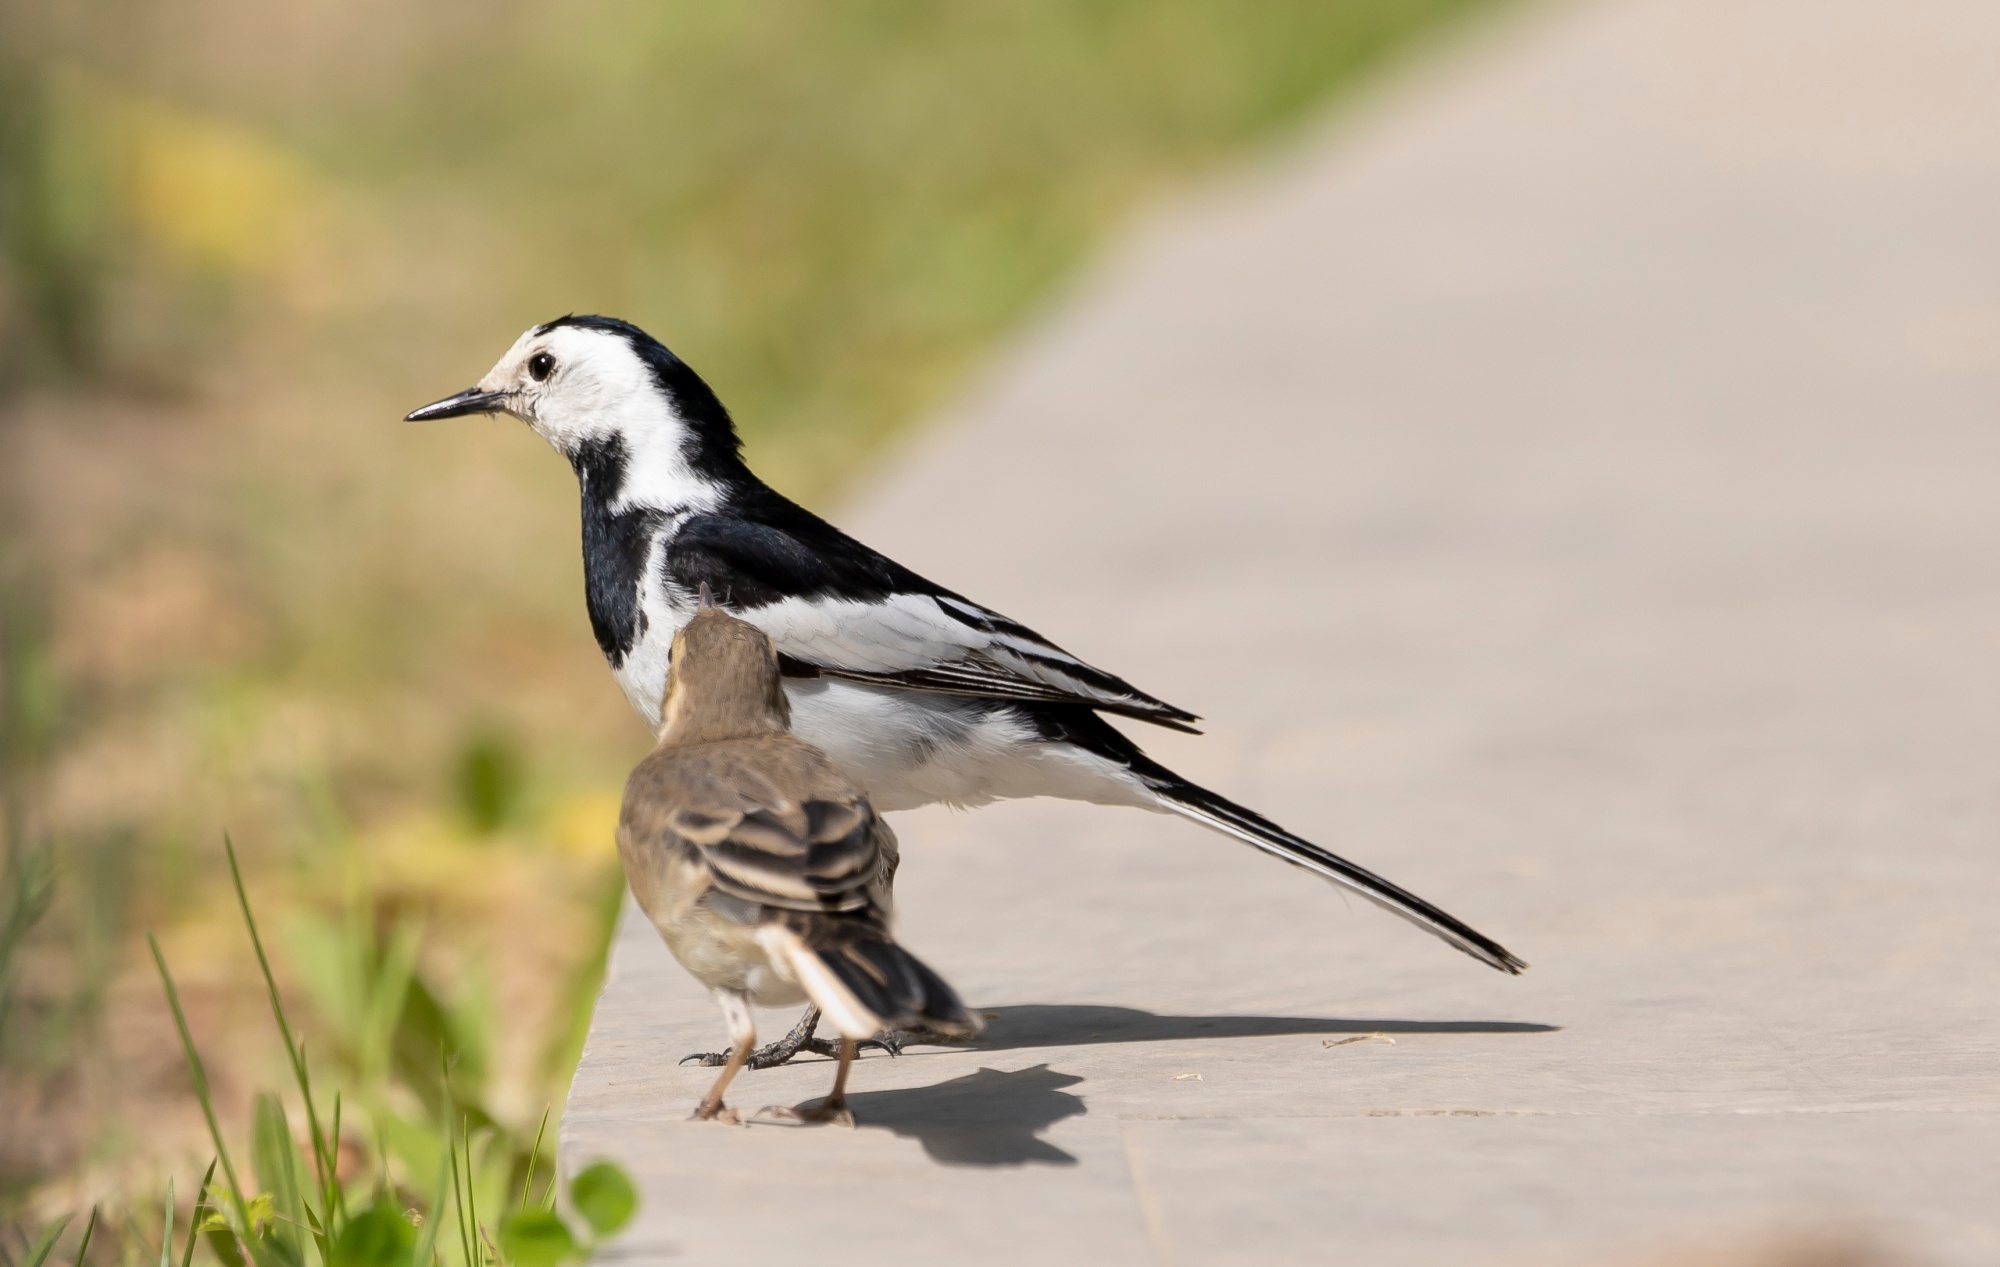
[563,0,2000,1261]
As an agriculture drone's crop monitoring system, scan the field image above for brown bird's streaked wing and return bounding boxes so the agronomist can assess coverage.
[633,741,881,915]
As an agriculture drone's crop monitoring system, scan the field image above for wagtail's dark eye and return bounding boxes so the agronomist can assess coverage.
[528,352,556,382]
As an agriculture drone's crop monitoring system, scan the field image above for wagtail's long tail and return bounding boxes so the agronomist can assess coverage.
[1147,772,1526,974]
[1031,704,1526,975]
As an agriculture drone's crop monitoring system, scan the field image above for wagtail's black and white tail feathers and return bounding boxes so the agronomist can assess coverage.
[1030,706,1526,974]
[1159,783,1526,974]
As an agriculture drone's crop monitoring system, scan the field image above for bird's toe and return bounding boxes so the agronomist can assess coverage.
[860,1032,905,1058]
[744,1041,811,1070]
[755,1100,853,1127]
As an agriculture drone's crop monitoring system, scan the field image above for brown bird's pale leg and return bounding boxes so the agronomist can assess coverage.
[760,1037,858,1126]
[693,990,756,1124]
[818,1037,857,1123]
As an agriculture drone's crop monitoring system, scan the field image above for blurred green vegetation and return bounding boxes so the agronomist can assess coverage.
[37,842,643,1267]
[4,0,1491,479]
[0,0,1497,1239]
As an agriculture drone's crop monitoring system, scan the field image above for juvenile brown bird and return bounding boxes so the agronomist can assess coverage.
[618,596,981,1124]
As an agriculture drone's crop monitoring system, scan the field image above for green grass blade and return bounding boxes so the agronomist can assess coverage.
[121,1213,155,1266]
[520,1108,549,1210]
[157,1182,174,1267]
[148,934,246,1223]
[441,1086,469,1267]
[461,1128,479,1267]
[328,1092,345,1222]
[225,838,339,1222]
[439,1048,472,1267]
[410,1153,450,1267]
[19,1215,71,1267]
[181,1151,218,1263]
[68,1208,95,1267]
[251,1093,308,1265]
[294,1050,338,1241]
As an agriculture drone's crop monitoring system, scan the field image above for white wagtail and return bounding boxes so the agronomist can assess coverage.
[619,596,980,1123]
[410,316,1526,1044]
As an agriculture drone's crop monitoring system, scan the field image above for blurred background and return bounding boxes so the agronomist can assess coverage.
[0,0,1501,1233]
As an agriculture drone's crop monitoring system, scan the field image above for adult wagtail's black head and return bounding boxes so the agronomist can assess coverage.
[405,315,748,485]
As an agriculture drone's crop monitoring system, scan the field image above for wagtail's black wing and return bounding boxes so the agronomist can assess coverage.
[664,510,1201,732]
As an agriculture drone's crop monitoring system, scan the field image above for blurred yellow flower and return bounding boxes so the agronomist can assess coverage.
[119,92,311,278]
[548,788,623,858]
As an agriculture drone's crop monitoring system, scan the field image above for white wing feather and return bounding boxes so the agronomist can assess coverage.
[737,593,1178,720]
[743,595,986,672]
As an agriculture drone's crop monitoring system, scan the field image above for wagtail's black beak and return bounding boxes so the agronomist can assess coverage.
[404,387,510,421]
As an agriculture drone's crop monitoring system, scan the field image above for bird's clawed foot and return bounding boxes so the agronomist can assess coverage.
[682,1029,907,1069]
[801,1030,905,1060]
[678,1040,800,1069]
[758,1034,858,1126]
[755,1098,854,1127]
[691,1101,743,1125]
[681,1007,829,1069]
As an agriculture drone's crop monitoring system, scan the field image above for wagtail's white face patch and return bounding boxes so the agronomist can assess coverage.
[473,323,678,457]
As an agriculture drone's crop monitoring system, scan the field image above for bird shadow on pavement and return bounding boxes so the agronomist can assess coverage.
[841,1063,1086,1167]
[959,1003,1558,1052]
[772,1009,1556,1167]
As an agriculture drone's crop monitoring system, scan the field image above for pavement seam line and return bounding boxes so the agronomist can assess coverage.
[1117,1120,1179,1267]
[563,1105,2000,1128]
[1109,1105,2000,1123]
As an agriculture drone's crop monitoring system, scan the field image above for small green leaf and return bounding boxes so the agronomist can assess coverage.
[330,1205,415,1267]
[497,1210,575,1267]
[243,1193,276,1234]
[201,1219,247,1267]
[567,1162,637,1238]
[252,1094,307,1262]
